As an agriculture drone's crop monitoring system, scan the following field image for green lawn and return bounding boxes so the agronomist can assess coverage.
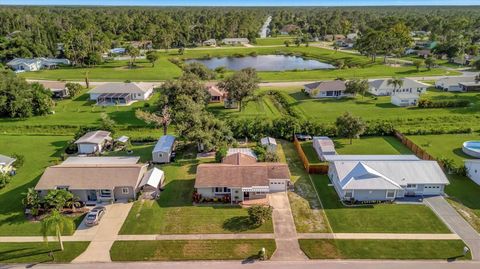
[208,94,283,119]
[255,37,295,46]
[299,239,470,260]
[446,174,480,232]
[119,145,273,234]
[19,46,457,82]
[312,175,451,233]
[0,242,89,263]
[408,133,480,166]
[0,135,84,236]
[300,136,412,163]
[110,240,276,261]
[280,140,330,233]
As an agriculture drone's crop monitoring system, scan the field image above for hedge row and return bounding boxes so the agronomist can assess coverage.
[418,99,470,108]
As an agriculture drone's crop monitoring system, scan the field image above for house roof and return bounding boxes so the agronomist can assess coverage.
[392,93,420,99]
[203,39,216,43]
[35,164,147,190]
[61,156,140,165]
[436,76,476,86]
[36,81,67,91]
[260,137,277,146]
[153,135,175,153]
[222,38,249,42]
[333,160,449,189]
[222,153,258,165]
[313,136,336,153]
[89,82,154,95]
[207,85,224,97]
[227,148,257,159]
[74,130,112,145]
[324,155,419,162]
[369,78,428,90]
[0,154,15,166]
[140,167,164,188]
[7,58,70,66]
[195,163,290,188]
[304,80,346,92]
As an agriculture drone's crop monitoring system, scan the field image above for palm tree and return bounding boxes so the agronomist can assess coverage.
[65,196,81,213]
[22,187,42,218]
[41,209,74,251]
[387,77,403,95]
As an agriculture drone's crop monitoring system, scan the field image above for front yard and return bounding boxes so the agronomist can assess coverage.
[299,239,470,260]
[446,174,480,232]
[110,240,276,261]
[0,242,90,263]
[312,175,450,233]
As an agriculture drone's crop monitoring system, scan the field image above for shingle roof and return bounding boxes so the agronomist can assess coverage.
[89,82,154,95]
[304,80,346,92]
[74,130,112,145]
[222,153,257,165]
[313,136,336,154]
[62,156,140,165]
[369,78,428,90]
[206,85,224,97]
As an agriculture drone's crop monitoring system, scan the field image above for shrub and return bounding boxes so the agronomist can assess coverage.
[418,99,470,108]
[248,205,272,226]
[11,153,25,168]
[0,173,12,189]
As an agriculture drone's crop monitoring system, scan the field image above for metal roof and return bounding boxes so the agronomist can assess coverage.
[227,148,257,159]
[153,135,176,153]
[260,137,277,146]
[62,156,140,165]
[369,78,428,90]
[74,130,112,145]
[140,167,164,188]
[324,155,419,162]
[0,154,16,166]
[89,82,154,95]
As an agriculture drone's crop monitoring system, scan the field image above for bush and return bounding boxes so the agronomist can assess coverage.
[0,173,12,189]
[418,99,470,108]
[248,205,272,226]
[215,146,227,163]
[11,153,25,168]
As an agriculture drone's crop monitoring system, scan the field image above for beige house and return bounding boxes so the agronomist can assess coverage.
[195,153,290,203]
[206,85,225,103]
[0,154,16,175]
[35,157,164,203]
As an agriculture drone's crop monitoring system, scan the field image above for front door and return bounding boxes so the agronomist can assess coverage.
[244,192,250,200]
[87,190,97,201]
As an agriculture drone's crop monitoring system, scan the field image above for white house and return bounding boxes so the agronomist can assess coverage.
[35,156,163,203]
[465,160,480,186]
[312,136,337,161]
[74,130,112,154]
[221,38,249,45]
[7,58,70,72]
[152,135,176,163]
[369,78,428,96]
[435,76,477,92]
[328,158,449,202]
[195,153,291,203]
[89,82,155,105]
[304,80,349,98]
[391,93,419,107]
[260,137,277,152]
[0,154,16,175]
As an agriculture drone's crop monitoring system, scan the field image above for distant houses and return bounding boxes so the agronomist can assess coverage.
[280,24,300,35]
[37,81,69,98]
[303,80,349,98]
[89,82,155,105]
[435,76,480,92]
[202,39,217,47]
[74,130,112,154]
[206,85,225,103]
[221,38,249,45]
[368,78,428,96]
[6,58,70,72]
[312,136,337,161]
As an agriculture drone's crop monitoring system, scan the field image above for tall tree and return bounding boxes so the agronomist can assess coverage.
[335,112,366,144]
[345,79,369,99]
[135,106,171,135]
[387,77,404,95]
[146,51,158,67]
[218,68,259,111]
[41,210,74,251]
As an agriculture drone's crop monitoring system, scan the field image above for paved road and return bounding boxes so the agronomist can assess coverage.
[424,196,480,261]
[268,192,307,261]
[5,260,480,269]
[72,202,133,263]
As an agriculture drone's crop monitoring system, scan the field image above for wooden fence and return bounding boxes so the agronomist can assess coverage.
[393,130,445,169]
[293,137,329,174]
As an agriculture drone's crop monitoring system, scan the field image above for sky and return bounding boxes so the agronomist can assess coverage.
[2,0,480,6]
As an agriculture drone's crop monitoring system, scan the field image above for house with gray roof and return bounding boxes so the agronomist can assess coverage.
[368,78,428,96]
[152,135,176,163]
[304,80,349,98]
[89,82,155,105]
[221,38,249,45]
[435,76,477,92]
[74,130,112,154]
[328,159,449,202]
[0,154,16,175]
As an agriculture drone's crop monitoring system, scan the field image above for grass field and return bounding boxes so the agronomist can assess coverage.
[0,135,84,236]
[255,37,295,46]
[110,240,276,261]
[446,174,480,232]
[19,46,457,82]
[119,144,273,235]
[299,239,470,260]
[312,175,450,233]
[408,133,480,166]
[0,242,90,263]
[280,141,330,233]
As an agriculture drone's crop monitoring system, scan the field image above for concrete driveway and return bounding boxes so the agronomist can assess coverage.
[72,202,133,263]
[424,196,480,260]
[268,192,307,261]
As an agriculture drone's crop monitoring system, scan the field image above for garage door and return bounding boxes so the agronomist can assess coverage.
[269,181,286,192]
[423,185,441,195]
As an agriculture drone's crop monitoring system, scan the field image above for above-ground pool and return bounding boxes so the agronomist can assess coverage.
[463,141,480,158]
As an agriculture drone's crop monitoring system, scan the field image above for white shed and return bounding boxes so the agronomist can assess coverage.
[260,137,277,152]
[140,167,165,192]
[312,136,337,161]
[74,130,112,154]
[152,135,176,163]
[391,93,419,107]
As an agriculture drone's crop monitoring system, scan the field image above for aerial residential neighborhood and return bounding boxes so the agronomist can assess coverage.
[1,2,480,269]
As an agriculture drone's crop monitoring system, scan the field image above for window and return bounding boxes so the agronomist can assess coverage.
[121,188,129,194]
[345,191,353,198]
[214,187,230,193]
[406,184,417,189]
[386,190,395,198]
[100,189,112,197]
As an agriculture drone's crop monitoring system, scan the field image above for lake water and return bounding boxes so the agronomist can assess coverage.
[185,55,335,71]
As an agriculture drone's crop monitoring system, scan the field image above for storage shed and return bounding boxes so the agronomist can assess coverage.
[152,135,176,163]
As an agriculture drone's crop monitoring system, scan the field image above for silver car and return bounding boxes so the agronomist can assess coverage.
[85,206,106,226]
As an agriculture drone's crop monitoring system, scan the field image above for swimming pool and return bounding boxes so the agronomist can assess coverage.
[463,141,480,158]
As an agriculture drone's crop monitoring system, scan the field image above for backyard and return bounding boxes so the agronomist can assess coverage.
[18,46,456,82]
[119,144,273,235]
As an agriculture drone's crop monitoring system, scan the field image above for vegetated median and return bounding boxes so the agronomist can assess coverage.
[110,240,276,261]
[299,239,471,260]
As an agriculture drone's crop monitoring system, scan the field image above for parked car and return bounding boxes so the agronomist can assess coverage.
[85,206,106,226]
[295,133,312,141]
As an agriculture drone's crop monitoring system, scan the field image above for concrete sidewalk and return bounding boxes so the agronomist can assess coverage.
[298,233,460,240]
[424,196,480,261]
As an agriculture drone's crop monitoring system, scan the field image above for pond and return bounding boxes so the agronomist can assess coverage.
[185,55,335,71]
